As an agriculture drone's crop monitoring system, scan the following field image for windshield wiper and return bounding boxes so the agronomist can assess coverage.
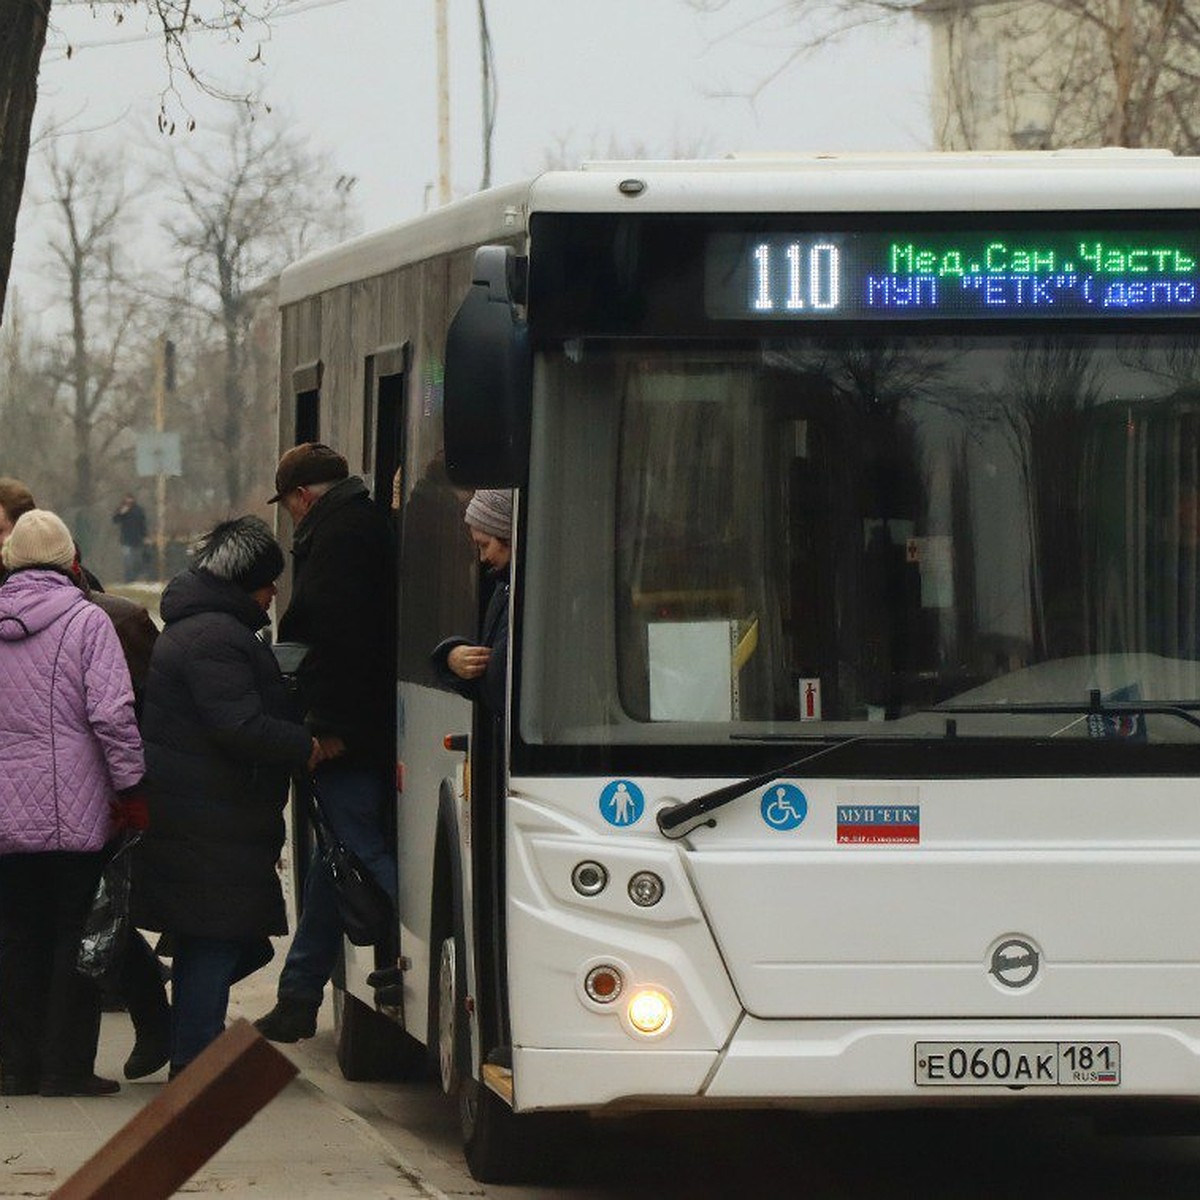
[929,688,1200,732]
[656,736,866,841]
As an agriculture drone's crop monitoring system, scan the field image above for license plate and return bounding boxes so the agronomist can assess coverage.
[915,1041,1120,1087]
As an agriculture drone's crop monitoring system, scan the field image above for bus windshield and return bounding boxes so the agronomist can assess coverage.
[520,331,1200,754]
[525,333,1200,753]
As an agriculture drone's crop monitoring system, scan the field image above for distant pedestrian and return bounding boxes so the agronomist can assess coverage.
[112,493,148,582]
[134,516,325,1075]
[0,510,146,1097]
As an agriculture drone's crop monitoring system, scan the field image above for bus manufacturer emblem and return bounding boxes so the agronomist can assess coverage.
[989,937,1040,989]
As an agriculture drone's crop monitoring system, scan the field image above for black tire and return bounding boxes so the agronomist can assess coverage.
[333,986,429,1082]
[449,943,581,1184]
[459,1070,584,1184]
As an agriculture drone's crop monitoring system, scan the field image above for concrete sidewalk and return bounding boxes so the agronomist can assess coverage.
[0,960,445,1198]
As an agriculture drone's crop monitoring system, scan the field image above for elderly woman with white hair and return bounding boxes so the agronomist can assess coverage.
[0,509,145,1097]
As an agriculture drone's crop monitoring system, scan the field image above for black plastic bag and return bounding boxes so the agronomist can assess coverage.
[77,833,140,984]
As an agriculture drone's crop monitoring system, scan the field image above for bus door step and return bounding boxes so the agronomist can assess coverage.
[366,962,409,987]
[482,1062,514,1104]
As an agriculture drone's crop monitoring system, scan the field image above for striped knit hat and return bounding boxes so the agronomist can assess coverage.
[464,489,512,540]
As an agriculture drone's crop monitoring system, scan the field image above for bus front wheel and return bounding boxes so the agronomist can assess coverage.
[449,977,581,1182]
[459,1069,560,1184]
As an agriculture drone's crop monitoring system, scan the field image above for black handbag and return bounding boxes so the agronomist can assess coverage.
[305,780,392,947]
[77,832,140,984]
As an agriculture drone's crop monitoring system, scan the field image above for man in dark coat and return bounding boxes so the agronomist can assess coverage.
[134,516,318,1075]
[254,443,398,1043]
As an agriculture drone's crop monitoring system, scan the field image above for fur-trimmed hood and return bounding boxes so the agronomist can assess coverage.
[191,516,283,594]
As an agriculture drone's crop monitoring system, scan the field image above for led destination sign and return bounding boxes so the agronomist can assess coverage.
[705,229,1200,320]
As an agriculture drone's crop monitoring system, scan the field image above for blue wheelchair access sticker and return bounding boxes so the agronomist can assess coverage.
[599,780,645,827]
[761,784,808,831]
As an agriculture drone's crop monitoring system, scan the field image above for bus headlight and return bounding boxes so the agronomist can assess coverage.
[627,988,673,1036]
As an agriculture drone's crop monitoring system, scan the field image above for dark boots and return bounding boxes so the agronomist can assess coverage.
[124,1023,171,1080]
[253,996,318,1043]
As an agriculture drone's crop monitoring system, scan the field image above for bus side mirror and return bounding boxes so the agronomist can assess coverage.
[444,245,530,487]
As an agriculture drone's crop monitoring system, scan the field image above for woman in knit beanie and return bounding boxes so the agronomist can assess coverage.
[431,489,513,714]
[0,508,76,572]
[0,510,145,1097]
[462,488,512,542]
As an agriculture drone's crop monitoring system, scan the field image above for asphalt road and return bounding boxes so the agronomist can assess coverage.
[235,829,1200,1199]
[281,1006,1200,1200]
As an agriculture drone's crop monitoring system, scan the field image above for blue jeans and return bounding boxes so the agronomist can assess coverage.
[171,935,273,1071]
[278,763,396,1006]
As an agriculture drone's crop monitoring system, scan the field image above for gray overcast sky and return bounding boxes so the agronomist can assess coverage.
[13,0,930,303]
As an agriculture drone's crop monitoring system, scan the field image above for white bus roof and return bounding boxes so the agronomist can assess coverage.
[278,149,1200,307]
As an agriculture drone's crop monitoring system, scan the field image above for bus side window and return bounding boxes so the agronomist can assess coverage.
[293,359,323,444]
[363,344,408,514]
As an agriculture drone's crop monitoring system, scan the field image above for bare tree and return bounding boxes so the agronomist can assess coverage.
[0,292,59,486]
[689,0,1200,153]
[0,0,50,325]
[41,141,151,512]
[161,116,357,511]
[0,0,280,323]
[924,0,1200,151]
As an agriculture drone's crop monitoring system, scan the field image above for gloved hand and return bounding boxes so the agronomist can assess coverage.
[111,788,149,832]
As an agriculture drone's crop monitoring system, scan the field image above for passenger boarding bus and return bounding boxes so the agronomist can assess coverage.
[277,151,1200,1181]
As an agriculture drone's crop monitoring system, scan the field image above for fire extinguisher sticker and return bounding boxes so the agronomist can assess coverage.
[799,678,822,721]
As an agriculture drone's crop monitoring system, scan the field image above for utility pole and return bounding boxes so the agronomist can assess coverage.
[436,0,451,205]
[154,335,168,582]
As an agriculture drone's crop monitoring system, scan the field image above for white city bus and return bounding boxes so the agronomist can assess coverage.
[277,151,1200,1182]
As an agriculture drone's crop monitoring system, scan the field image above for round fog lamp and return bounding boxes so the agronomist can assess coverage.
[584,965,623,1003]
[628,870,664,907]
[572,861,608,896]
[628,989,673,1036]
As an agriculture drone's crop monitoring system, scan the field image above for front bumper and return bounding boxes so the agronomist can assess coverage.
[512,1018,1200,1111]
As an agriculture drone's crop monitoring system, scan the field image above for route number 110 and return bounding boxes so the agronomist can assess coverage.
[752,241,842,313]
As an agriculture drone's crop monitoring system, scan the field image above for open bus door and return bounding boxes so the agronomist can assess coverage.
[444,246,572,1178]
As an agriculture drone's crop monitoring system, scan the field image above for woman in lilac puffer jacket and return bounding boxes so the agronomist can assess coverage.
[0,510,145,1098]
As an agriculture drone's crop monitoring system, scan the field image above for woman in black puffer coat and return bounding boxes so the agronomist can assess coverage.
[134,516,319,1075]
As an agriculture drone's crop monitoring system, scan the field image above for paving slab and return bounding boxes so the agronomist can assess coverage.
[0,942,446,1199]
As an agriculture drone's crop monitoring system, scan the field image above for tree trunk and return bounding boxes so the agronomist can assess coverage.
[0,0,50,324]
